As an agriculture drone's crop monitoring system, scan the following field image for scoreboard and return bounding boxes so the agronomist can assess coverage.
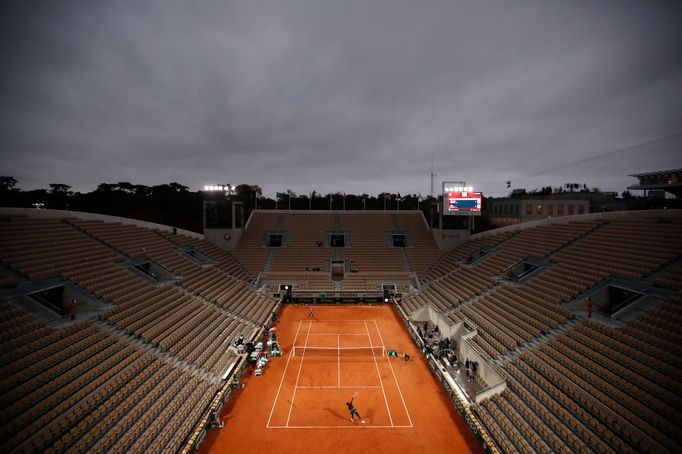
[442,182,482,216]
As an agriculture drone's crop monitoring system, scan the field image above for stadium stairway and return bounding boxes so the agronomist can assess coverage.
[389,214,413,272]
[441,286,493,316]
[495,318,580,365]
[518,345,669,452]
[65,219,132,259]
[8,331,156,454]
[643,257,682,286]
[389,214,400,230]
[93,319,223,386]
[418,221,618,317]
[261,214,286,274]
[274,214,285,230]
[399,249,412,272]
[156,230,253,282]
[1,271,116,330]
[548,220,605,256]
[605,289,678,326]
[175,284,259,328]
[561,278,677,329]
[262,249,275,273]
[421,229,521,283]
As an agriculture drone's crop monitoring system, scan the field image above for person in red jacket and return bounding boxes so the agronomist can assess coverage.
[68,299,77,320]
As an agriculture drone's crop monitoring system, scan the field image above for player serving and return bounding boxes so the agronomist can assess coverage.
[346,392,365,424]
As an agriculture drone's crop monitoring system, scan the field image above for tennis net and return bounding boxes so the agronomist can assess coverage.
[291,346,385,357]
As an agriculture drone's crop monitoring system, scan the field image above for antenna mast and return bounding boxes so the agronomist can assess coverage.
[430,155,436,198]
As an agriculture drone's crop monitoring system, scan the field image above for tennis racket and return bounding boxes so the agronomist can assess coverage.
[353,392,358,397]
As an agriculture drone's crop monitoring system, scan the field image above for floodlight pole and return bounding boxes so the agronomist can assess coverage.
[438,198,443,231]
[202,200,207,232]
[203,183,237,230]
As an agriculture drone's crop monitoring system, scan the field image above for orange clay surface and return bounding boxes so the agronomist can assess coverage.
[199,304,482,454]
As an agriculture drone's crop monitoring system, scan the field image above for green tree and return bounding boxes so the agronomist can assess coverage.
[49,183,72,195]
[0,176,18,191]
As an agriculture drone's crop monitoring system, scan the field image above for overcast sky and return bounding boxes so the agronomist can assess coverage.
[1,0,681,198]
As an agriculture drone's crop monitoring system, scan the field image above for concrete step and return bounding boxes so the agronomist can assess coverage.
[92,319,222,383]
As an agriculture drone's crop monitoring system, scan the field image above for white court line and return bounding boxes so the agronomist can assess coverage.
[268,425,412,429]
[337,334,340,388]
[269,425,412,429]
[285,320,313,427]
[266,320,303,428]
[296,385,381,389]
[308,333,368,336]
[365,320,394,427]
[373,319,413,427]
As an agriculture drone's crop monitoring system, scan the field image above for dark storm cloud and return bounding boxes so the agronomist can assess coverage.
[1,0,681,197]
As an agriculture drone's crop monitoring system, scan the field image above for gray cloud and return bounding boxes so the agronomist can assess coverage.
[1,0,681,197]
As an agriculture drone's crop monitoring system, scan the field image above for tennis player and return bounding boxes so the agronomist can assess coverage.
[346,394,365,423]
[309,307,314,318]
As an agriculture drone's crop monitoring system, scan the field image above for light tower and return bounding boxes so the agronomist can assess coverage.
[202,184,239,232]
[430,155,436,198]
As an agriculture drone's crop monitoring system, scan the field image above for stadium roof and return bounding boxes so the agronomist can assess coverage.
[628,168,682,197]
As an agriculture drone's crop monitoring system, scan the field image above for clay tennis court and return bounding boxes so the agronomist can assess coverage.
[200,304,481,454]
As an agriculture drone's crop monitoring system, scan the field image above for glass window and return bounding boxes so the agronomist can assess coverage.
[547,204,554,215]
[537,204,543,215]
[558,204,564,215]
[578,204,585,214]
[526,204,533,215]
[568,205,574,215]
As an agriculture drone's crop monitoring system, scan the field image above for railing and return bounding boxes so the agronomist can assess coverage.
[392,303,500,454]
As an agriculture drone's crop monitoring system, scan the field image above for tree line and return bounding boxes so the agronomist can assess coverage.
[1,177,465,233]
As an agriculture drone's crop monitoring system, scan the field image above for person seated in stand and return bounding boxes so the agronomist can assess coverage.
[403,353,412,361]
